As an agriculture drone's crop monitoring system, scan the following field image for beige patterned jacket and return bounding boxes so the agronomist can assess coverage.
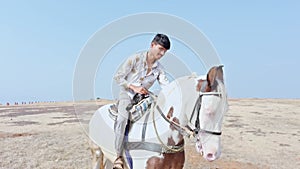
[114,51,169,96]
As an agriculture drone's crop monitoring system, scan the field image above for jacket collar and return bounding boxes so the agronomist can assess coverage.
[143,51,158,69]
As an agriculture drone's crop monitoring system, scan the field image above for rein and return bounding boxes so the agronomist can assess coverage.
[155,106,194,138]
[152,106,185,153]
[149,92,186,153]
[148,80,225,153]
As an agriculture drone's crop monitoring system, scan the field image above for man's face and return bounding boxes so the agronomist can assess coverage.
[151,43,168,60]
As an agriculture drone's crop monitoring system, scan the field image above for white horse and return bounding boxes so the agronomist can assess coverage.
[89,65,228,169]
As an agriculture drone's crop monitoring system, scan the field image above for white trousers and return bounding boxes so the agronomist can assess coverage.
[114,91,131,156]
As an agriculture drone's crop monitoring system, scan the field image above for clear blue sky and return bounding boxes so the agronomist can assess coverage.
[1,1,299,103]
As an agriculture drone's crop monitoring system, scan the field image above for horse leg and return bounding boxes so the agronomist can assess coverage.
[90,140,104,169]
[146,156,162,169]
[146,151,185,169]
[162,151,185,169]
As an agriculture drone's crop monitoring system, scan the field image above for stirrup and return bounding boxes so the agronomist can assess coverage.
[108,104,118,120]
[113,156,124,169]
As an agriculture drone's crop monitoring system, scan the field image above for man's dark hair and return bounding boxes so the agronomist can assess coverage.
[152,33,171,50]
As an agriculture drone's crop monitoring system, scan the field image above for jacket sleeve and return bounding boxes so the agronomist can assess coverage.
[114,55,135,89]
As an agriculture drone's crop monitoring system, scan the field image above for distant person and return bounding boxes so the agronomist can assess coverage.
[112,33,171,169]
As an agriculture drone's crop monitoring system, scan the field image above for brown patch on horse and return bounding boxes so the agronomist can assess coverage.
[161,149,185,169]
[166,106,174,119]
[196,79,210,92]
[146,157,163,169]
[146,142,185,169]
[166,107,184,139]
[146,107,185,169]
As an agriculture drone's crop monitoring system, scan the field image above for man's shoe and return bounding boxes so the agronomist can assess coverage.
[113,156,124,169]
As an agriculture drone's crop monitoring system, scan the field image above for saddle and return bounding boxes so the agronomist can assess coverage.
[109,93,154,122]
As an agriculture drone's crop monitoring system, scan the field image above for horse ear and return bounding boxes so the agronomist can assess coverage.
[217,65,224,84]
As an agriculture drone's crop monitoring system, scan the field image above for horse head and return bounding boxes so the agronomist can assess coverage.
[194,65,228,161]
[154,65,228,162]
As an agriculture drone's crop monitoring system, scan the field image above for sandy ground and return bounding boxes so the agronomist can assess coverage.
[0,98,299,169]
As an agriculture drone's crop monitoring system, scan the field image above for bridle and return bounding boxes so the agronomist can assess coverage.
[190,80,223,136]
[153,79,225,153]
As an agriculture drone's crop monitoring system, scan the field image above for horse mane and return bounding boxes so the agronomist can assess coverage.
[207,65,224,91]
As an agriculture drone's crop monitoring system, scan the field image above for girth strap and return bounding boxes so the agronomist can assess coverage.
[124,141,184,154]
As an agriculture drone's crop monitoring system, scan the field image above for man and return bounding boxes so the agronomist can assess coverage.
[113,33,171,169]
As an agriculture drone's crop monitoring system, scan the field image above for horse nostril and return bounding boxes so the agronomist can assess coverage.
[207,153,213,158]
[206,153,215,161]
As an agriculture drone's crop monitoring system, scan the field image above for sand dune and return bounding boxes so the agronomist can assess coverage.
[0,99,299,169]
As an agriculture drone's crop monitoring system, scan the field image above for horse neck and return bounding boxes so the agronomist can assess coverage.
[176,77,200,127]
[153,76,199,146]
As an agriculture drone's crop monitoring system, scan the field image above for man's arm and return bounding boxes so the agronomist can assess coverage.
[128,84,148,94]
[114,56,134,89]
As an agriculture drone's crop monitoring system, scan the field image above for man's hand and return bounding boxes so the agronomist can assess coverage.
[129,84,148,94]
